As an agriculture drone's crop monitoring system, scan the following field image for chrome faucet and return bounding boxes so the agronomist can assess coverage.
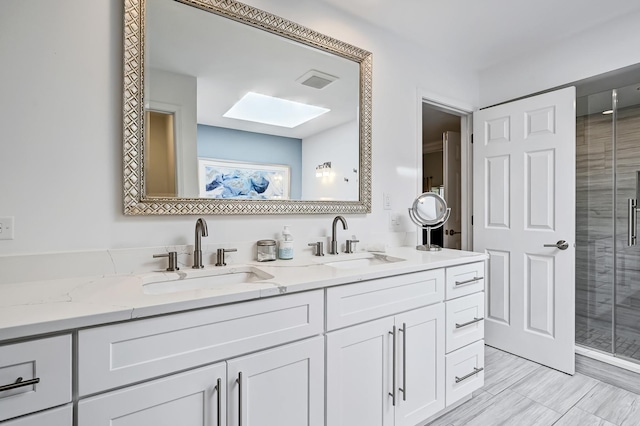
[193,218,208,269]
[330,215,348,254]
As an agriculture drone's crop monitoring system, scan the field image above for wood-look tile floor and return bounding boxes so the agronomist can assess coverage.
[428,346,640,426]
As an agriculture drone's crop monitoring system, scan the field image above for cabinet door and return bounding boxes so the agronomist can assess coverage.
[394,304,445,426]
[227,336,324,426]
[78,363,226,426]
[326,316,395,426]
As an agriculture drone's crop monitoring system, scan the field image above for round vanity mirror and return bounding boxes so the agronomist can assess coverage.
[412,192,448,225]
[408,192,451,251]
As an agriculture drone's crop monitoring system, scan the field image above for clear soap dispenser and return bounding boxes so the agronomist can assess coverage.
[278,225,294,260]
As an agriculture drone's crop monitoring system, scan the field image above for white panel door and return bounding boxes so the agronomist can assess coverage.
[227,337,324,426]
[394,304,445,426]
[326,317,395,426]
[473,87,576,374]
[77,363,226,426]
[444,131,462,249]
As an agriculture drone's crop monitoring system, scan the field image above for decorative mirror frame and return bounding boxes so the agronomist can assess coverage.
[123,0,372,215]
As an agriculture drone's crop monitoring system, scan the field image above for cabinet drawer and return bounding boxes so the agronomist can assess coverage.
[0,335,71,422]
[446,292,485,353]
[445,262,485,300]
[78,290,323,396]
[3,404,72,426]
[445,340,484,406]
[326,269,444,330]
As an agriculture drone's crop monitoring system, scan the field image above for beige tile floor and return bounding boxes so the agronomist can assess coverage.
[428,346,640,426]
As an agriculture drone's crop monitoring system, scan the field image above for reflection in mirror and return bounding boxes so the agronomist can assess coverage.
[145,0,360,201]
[123,0,372,215]
[408,192,451,251]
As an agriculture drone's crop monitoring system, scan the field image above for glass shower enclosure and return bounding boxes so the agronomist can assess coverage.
[576,81,640,362]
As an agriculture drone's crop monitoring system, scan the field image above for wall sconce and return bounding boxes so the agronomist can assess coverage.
[315,161,331,178]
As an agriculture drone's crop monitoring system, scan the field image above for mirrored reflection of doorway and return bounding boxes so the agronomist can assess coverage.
[421,103,462,249]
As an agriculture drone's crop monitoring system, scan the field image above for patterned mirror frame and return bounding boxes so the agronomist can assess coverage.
[123,0,372,215]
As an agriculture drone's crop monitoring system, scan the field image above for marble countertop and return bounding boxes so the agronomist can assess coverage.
[0,248,486,341]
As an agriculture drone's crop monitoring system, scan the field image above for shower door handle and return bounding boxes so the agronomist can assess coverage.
[543,240,569,250]
[629,198,638,247]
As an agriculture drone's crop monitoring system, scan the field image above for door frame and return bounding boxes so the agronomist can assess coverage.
[416,89,474,251]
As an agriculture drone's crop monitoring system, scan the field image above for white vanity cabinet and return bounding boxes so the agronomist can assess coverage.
[0,335,72,424]
[78,336,324,426]
[76,291,324,426]
[325,260,486,426]
[325,270,446,426]
[443,262,486,407]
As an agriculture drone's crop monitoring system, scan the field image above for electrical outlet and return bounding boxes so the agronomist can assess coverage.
[389,212,402,231]
[0,216,15,240]
[383,193,392,210]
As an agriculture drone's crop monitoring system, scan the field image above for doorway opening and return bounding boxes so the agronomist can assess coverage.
[421,102,466,249]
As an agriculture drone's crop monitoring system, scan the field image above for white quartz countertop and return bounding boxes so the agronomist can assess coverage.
[0,248,486,341]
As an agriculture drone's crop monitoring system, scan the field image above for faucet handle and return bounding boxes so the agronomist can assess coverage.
[345,239,360,254]
[153,252,179,271]
[308,242,325,257]
[215,248,238,266]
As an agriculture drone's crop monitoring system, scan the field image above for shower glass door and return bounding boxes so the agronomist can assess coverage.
[614,83,640,362]
[575,89,615,354]
[576,81,640,361]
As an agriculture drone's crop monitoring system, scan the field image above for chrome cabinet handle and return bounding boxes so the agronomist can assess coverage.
[630,199,638,246]
[399,323,407,401]
[543,240,569,250]
[236,372,242,426]
[389,326,396,406]
[214,378,222,426]
[455,276,483,286]
[455,317,484,329]
[455,367,484,383]
[0,377,40,392]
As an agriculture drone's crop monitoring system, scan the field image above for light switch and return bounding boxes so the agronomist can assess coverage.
[0,217,15,240]
[383,193,392,210]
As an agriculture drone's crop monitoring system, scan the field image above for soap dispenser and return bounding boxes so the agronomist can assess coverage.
[278,225,294,260]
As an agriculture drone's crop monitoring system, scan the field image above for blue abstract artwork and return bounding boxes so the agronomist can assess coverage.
[198,158,290,199]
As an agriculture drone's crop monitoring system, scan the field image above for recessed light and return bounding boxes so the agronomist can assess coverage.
[602,110,613,115]
[223,92,330,128]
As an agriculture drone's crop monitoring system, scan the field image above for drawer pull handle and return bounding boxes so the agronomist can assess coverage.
[455,367,484,383]
[455,317,484,329]
[455,276,483,286]
[237,372,243,426]
[398,323,407,401]
[389,326,397,406]
[215,378,222,426]
[0,377,40,392]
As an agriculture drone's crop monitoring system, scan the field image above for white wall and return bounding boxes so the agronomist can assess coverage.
[479,10,640,107]
[301,121,359,201]
[0,0,478,256]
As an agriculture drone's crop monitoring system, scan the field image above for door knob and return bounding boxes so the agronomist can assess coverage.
[446,229,461,236]
[543,240,569,250]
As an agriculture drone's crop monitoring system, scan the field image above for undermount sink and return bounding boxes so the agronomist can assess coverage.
[142,266,274,295]
[322,253,405,270]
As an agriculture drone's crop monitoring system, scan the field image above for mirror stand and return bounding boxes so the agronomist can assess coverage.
[408,208,450,251]
[408,192,451,251]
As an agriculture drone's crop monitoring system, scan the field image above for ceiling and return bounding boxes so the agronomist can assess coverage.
[147,0,359,140]
[316,0,640,71]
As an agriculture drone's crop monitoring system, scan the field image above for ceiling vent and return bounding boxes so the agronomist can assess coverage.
[296,70,338,89]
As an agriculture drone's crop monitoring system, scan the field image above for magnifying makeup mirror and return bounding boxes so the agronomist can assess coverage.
[408,192,451,251]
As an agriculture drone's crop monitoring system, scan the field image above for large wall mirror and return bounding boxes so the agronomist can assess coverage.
[123,0,372,215]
